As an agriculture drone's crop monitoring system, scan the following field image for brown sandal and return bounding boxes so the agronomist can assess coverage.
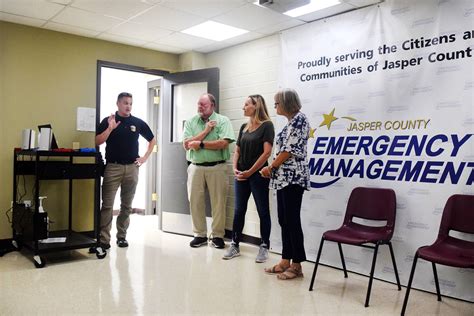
[264,264,288,274]
[277,267,304,280]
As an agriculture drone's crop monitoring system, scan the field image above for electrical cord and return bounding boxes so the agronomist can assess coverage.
[5,206,13,224]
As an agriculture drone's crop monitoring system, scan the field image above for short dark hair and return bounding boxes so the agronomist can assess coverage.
[117,92,133,101]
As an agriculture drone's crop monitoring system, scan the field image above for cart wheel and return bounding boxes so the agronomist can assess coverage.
[12,240,22,251]
[96,247,107,259]
[88,246,97,254]
[33,255,46,268]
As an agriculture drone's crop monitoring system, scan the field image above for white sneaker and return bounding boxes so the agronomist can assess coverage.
[222,243,240,260]
[255,244,269,263]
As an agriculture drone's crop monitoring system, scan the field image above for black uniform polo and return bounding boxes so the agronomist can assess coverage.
[97,112,154,164]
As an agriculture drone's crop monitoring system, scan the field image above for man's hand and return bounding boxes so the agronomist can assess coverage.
[188,140,201,150]
[107,114,121,130]
[205,120,217,133]
[135,156,147,167]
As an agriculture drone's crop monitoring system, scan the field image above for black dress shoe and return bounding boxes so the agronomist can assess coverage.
[117,239,129,248]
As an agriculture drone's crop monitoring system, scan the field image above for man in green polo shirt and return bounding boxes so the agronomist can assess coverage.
[183,93,235,249]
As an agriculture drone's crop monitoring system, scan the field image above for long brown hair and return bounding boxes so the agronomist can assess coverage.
[244,94,271,132]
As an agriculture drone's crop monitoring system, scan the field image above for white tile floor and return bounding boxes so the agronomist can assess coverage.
[0,215,472,315]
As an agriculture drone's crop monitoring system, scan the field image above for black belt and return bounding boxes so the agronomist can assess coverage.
[193,160,225,167]
[108,161,135,165]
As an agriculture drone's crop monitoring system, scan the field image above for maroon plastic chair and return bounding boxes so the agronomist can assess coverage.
[401,194,474,316]
[309,187,401,307]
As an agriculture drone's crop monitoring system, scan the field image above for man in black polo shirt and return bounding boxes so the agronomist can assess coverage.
[96,92,156,249]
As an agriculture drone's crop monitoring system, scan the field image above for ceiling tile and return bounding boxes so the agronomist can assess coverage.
[255,18,304,35]
[52,7,123,32]
[98,33,148,47]
[346,0,382,8]
[0,12,45,27]
[43,21,101,37]
[0,0,65,20]
[212,3,290,31]
[194,41,231,53]
[143,42,187,54]
[161,0,247,19]
[0,0,374,55]
[107,22,173,42]
[152,32,214,50]
[222,31,266,46]
[71,0,153,20]
[297,3,356,22]
[130,4,205,31]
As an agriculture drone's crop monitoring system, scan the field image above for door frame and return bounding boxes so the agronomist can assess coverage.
[146,78,162,216]
[95,60,169,126]
[95,60,169,215]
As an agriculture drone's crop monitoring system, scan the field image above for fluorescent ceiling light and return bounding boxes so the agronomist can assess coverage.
[181,21,248,41]
[284,0,341,17]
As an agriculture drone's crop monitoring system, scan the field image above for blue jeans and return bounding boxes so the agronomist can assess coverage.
[232,172,271,247]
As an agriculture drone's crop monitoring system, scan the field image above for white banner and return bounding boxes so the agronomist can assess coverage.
[273,0,474,301]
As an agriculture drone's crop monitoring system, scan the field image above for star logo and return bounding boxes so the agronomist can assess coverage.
[319,108,338,130]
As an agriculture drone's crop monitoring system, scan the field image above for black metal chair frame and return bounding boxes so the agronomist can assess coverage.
[309,237,401,307]
[400,253,444,316]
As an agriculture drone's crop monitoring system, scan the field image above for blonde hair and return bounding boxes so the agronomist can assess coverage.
[244,94,271,132]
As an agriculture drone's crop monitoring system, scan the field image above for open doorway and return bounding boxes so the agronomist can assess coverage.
[96,61,167,215]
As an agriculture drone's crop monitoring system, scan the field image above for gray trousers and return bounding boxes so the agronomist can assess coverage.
[100,163,139,245]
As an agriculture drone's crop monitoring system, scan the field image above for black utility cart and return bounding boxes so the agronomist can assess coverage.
[11,149,106,268]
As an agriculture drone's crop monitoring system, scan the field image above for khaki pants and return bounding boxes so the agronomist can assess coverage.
[100,163,139,245]
[187,163,228,238]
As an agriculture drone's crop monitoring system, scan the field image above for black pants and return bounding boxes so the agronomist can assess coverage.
[277,184,306,263]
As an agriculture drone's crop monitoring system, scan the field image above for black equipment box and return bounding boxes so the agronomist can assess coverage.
[12,203,48,241]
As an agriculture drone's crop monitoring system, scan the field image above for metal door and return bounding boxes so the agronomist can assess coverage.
[158,68,219,235]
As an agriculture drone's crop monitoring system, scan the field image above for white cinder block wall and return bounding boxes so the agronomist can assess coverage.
[205,34,281,238]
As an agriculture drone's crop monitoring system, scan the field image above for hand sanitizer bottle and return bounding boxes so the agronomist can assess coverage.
[38,196,49,238]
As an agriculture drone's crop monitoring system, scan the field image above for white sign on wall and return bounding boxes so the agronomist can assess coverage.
[274,0,473,301]
[76,107,96,132]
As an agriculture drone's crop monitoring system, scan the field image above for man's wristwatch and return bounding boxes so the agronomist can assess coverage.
[199,141,204,149]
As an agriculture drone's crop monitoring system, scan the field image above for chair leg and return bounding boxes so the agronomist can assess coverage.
[365,242,379,307]
[337,242,348,278]
[388,242,401,290]
[432,262,442,301]
[401,253,419,316]
[309,237,325,291]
